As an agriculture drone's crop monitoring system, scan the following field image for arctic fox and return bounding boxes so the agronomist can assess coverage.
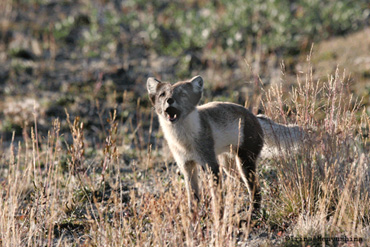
[147,75,304,211]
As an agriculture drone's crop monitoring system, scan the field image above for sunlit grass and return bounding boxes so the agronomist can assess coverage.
[0,58,369,246]
[1,1,369,246]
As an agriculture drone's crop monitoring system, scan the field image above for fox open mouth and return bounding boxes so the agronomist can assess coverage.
[165,107,180,123]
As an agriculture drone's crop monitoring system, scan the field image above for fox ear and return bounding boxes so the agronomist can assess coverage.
[147,77,160,94]
[190,75,203,93]
[147,77,161,105]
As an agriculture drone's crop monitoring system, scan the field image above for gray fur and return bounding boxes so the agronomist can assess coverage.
[146,76,305,212]
[257,114,305,158]
[147,76,264,211]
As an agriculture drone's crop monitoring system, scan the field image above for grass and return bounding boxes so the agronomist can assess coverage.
[0,57,369,246]
[1,0,369,246]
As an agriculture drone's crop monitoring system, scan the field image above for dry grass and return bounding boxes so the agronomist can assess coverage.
[1,0,369,245]
[0,59,369,246]
[260,58,370,244]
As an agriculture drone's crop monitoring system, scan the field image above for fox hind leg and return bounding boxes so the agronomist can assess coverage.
[236,147,262,210]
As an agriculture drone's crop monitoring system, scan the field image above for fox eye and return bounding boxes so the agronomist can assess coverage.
[159,92,165,98]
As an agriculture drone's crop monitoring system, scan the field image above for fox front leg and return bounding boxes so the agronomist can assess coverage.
[180,160,200,211]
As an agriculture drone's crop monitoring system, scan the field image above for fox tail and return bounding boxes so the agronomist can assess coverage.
[257,114,306,158]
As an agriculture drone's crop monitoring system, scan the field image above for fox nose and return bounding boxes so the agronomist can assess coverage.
[167,98,174,105]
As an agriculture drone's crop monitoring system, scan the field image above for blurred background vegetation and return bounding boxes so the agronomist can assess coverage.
[0,0,369,146]
[0,1,369,245]
[127,0,368,55]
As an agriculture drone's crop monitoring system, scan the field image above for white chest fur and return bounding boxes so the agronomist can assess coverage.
[210,119,244,155]
[159,110,201,161]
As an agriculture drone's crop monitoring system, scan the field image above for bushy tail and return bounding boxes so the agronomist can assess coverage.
[257,114,306,158]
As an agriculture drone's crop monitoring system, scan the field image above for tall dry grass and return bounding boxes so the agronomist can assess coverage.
[0,61,369,246]
[260,58,370,245]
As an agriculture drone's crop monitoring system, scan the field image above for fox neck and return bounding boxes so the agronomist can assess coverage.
[159,108,201,146]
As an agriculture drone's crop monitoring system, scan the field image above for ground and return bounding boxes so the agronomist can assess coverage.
[0,1,369,246]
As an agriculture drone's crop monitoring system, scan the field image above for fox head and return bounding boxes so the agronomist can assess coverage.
[147,75,203,124]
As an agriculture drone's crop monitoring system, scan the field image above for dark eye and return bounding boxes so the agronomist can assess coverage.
[159,92,165,97]
[180,92,186,97]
